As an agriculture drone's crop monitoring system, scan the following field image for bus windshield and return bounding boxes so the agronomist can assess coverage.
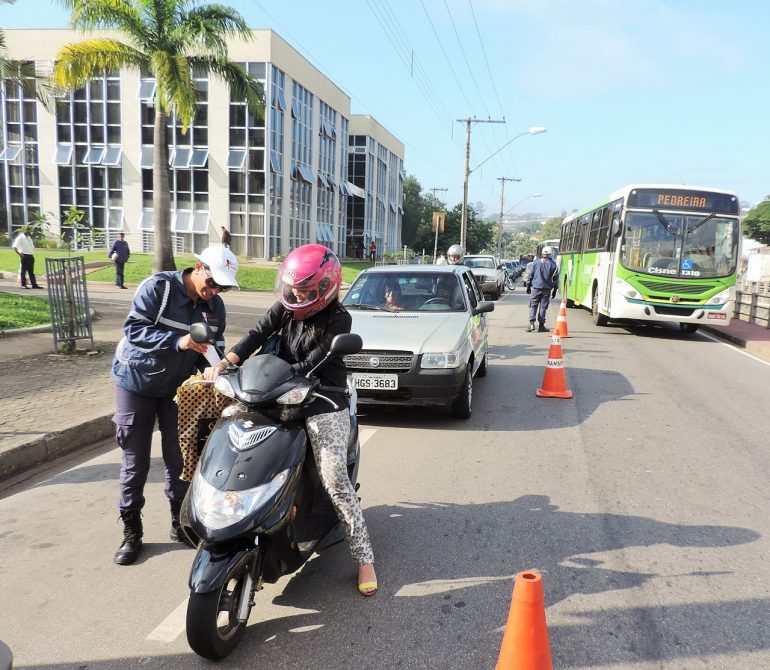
[621,211,738,279]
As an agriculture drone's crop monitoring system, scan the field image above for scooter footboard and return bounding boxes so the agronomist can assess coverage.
[189,540,255,594]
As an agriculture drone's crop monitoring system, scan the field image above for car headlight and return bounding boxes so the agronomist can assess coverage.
[192,467,291,530]
[214,374,236,398]
[276,384,312,405]
[614,278,639,299]
[707,288,732,305]
[421,350,462,369]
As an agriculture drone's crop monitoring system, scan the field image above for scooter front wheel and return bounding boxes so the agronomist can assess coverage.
[186,559,252,659]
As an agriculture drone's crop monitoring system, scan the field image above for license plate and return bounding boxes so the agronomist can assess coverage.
[707,312,727,320]
[352,373,399,390]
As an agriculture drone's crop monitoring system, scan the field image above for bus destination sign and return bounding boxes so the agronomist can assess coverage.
[627,188,739,215]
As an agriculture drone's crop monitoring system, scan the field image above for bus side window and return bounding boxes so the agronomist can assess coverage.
[598,207,610,249]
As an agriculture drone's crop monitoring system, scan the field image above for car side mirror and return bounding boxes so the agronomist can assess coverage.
[611,219,622,238]
[473,301,494,315]
[189,322,214,344]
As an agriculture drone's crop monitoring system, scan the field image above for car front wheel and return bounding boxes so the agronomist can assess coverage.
[451,366,473,419]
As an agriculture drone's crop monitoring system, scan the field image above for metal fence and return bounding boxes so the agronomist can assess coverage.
[44,256,94,351]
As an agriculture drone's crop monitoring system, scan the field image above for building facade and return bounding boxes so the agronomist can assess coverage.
[1,29,404,259]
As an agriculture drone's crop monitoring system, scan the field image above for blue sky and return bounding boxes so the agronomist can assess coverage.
[4,0,769,219]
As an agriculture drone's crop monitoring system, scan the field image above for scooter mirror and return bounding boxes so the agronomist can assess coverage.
[329,333,363,356]
[189,322,214,345]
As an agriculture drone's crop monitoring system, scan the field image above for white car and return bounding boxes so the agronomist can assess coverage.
[462,254,506,300]
[341,264,494,418]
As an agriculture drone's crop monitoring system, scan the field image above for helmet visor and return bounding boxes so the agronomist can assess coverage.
[281,282,318,306]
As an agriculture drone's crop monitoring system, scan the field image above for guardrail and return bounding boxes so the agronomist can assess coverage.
[735,288,770,328]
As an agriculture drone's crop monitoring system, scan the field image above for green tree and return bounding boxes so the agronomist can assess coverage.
[0,0,52,108]
[539,216,563,241]
[411,203,493,256]
[53,0,264,272]
[742,198,770,245]
[401,175,431,247]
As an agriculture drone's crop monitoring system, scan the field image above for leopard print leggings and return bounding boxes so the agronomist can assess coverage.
[306,410,374,566]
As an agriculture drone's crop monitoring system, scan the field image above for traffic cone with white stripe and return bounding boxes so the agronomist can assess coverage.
[553,298,570,337]
[536,334,573,399]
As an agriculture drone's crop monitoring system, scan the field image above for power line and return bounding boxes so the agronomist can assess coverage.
[467,0,506,117]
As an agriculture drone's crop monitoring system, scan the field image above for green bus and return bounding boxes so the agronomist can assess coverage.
[559,184,740,333]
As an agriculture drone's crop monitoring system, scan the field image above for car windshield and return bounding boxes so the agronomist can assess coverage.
[622,211,739,278]
[342,271,467,312]
[463,257,495,270]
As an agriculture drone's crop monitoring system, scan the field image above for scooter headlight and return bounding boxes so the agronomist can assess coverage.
[214,374,236,398]
[191,468,290,530]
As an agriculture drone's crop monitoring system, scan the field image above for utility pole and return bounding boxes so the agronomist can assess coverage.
[458,117,506,250]
[430,187,448,263]
[497,177,521,258]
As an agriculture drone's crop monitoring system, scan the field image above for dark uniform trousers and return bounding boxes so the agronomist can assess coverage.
[114,386,189,512]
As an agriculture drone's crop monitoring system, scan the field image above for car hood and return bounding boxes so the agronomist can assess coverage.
[348,311,469,353]
[472,269,497,280]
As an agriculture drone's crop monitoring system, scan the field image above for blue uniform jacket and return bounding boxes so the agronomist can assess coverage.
[111,270,227,398]
[108,239,131,263]
[527,257,559,290]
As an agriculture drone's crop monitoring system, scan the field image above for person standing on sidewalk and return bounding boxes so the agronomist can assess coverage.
[525,246,559,332]
[110,246,239,565]
[12,226,43,289]
[108,233,130,289]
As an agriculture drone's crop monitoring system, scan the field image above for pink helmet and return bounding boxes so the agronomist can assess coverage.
[278,244,342,320]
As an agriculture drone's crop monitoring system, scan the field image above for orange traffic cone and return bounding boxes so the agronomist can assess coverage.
[536,334,573,399]
[553,298,570,337]
[496,571,553,670]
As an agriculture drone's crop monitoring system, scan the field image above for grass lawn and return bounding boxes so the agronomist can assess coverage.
[0,290,51,329]
[0,247,371,289]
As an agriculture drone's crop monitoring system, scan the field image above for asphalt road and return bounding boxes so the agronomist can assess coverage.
[1,287,769,669]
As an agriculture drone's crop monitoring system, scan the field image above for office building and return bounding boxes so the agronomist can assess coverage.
[1,29,404,259]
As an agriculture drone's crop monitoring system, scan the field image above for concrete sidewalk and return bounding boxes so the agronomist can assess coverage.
[0,275,276,485]
[1,276,769,484]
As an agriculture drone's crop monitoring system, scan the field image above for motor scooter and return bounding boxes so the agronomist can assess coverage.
[180,323,363,659]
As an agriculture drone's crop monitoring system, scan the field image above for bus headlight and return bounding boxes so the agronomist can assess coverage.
[615,278,639,299]
[707,288,732,305]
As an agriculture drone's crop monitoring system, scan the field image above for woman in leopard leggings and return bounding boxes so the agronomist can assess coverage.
[204,245,376,595]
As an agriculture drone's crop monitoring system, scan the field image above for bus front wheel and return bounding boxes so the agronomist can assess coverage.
[592,290,609,327]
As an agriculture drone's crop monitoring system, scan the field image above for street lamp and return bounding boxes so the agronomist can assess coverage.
[499,193,542,257]
[460,126,546,250]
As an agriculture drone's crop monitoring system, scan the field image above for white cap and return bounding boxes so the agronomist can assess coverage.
[542,246,553,256]
[195,245,239,288]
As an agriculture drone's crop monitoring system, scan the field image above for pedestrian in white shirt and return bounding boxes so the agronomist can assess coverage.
[12,226,42,289]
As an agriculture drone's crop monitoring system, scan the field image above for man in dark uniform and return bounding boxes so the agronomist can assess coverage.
[110,246,238,565]
[108,233,131,289]
[525,246,559,332]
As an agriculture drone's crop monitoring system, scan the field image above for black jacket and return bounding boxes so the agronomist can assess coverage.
[229,299,351,417]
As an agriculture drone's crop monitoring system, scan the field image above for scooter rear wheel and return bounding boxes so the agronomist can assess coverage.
[186,560,251,659]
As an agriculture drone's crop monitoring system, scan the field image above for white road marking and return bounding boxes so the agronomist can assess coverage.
[146,598,188,642]
[699,331,770,366]
[395,575,516,597]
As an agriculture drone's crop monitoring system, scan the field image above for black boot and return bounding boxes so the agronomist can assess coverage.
[538,323,550,332]
[170,501,196,548]
[114,510,143,565]
[527,321,536,332]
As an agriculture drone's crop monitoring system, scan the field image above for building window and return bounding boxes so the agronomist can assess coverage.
[56,70,122,243]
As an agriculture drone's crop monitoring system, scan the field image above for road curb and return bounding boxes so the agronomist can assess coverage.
[0,414,114,482]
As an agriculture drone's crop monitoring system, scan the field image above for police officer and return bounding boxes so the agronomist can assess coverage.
[525,246,559,332]
[111,246,238,565]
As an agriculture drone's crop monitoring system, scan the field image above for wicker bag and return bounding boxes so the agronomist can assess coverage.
[175,374,234,482]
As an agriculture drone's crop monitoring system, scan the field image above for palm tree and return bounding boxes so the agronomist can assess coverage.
[0,0,52,108]
[52,0,264,272]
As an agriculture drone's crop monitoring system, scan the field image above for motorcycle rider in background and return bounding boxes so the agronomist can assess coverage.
[446,243,465,265]
[204,244,378,596]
